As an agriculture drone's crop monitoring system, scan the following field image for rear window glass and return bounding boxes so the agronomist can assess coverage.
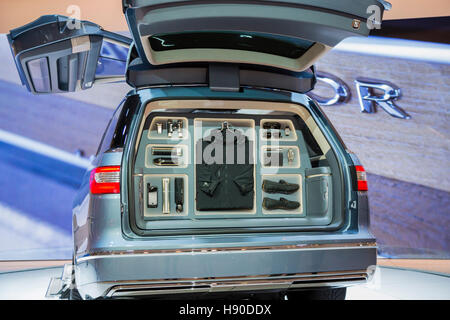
[149,31,315,59]
[96,95,139,155]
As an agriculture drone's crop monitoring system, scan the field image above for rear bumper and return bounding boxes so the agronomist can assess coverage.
[75,241,376,299]
[106,270,369,298]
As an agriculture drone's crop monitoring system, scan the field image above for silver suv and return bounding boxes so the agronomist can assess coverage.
[7,0,389,299]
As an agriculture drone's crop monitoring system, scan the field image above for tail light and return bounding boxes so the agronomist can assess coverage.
[355,165,368,191]
[89,166,121,194]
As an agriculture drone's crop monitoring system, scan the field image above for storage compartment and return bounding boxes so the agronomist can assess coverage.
[305,167,333,218]
[130,100,343,232]
[260,119,297,141]
[261,146,301,168]
[148,116,189,140]
[143,174,188,217]
[261,174,303,215]
[194,118,256,214]
[145,144,189,168]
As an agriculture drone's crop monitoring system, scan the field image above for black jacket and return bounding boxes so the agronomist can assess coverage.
[196,128,254,211]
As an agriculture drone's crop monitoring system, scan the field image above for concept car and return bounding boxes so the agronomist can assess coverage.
[7,0,389,299]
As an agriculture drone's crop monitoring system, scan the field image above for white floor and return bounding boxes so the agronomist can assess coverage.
[346,266,450,300]
[0,265,448,300]
[0,267,63,300]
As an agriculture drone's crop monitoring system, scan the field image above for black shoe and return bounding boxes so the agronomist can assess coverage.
[262,197,300,210]
[262,179,299,194]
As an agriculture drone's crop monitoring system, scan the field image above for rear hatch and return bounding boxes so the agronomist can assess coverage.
[124,0,389,71]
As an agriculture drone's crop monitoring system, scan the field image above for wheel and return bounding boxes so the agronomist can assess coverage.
[286,287,346,300]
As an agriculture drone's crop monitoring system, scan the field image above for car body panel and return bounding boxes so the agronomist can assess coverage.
[8,15,131,94]
[70,86,375,299]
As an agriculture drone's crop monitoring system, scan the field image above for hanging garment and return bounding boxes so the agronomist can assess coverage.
[196,126,254,211]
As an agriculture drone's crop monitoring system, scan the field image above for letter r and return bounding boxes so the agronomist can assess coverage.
[355,78,411,119]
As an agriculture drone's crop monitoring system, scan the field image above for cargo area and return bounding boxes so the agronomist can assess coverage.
[129,100,344,233]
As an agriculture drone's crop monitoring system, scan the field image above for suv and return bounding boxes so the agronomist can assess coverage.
[8,0,388,300]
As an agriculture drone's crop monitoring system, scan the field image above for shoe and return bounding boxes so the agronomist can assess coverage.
[262,179,299,194]
[262,197,300,210]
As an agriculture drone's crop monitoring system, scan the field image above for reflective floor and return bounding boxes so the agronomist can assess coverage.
[0,266,448,300]
[346,266,450,300]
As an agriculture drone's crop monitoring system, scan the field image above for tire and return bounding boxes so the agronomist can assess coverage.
[68,251,83,300]
[69,287,83,300]
[286,287,346,300]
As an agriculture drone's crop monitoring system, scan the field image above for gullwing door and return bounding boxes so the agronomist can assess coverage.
[8,15,131,94]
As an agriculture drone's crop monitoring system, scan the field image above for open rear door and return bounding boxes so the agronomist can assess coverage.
[123,0,390,71]
[8,15,131,94]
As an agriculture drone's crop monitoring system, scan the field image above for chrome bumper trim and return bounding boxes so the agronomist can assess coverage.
[77,241,377,262]
[105,270,369,297]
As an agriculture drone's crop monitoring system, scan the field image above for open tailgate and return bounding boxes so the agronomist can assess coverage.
[124,0,390,71]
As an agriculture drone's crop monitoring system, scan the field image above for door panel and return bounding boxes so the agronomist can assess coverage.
[124,0,389,71]
[8,15,131,94]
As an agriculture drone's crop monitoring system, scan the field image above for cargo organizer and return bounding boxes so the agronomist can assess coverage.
[133,111,334,228]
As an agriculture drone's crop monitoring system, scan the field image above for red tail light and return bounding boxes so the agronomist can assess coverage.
[355,165,368,191]
[89,166,121,194]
